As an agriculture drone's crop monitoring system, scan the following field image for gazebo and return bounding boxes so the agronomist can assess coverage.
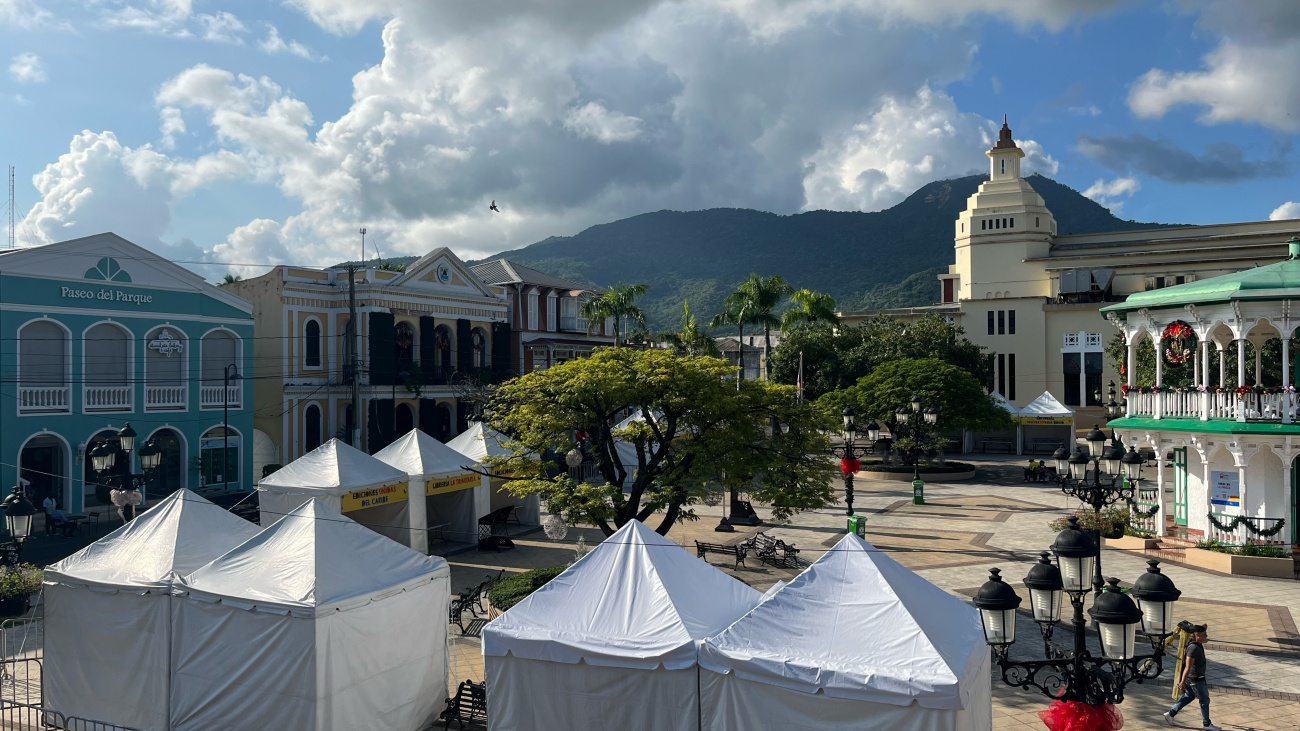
[1101,237,1300,545]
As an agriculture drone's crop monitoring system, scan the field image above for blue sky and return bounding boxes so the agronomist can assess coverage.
[1,1,1299,278]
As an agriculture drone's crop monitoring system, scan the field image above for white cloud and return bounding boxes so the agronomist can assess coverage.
[1067,104,1101,116]
[801,86,1058,211]
[9,52,45,83]
[158,106,185,149]
[259,26,319,60]
[1082,176,1139,214]
[198,11,246,43]
[563,102,643,144]
[98,1,248,43]
[1269,201,1300,221]
[0,0,61,30]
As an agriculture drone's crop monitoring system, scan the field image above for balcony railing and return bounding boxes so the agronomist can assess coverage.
[200,385,241,409]
[146,385,186,410]
[1128,389,1298,423]
[559,316,589,333]
[1130,485,1161,535]
[83,385,131,412]
[18,386,70,414]
[1207,513,1288,548]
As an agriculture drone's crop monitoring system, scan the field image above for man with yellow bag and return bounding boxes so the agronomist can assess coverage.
[1163,622,1219,730]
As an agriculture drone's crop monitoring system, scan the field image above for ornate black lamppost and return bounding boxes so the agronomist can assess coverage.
[0,486,36,566]
[90,423,161,522]
[827,407,879,517]
[894,395,939,504]
[1099,381,1123,422]
[1050,425,1143,594]
[974,517,1181,709]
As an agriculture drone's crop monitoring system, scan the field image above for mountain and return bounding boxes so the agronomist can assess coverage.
[368,174,1179,332]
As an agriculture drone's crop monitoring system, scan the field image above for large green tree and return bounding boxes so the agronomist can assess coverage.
[713,273,791,379]
[659,301,720,357]
[770,314,993,400]
[581,282,649,346]
[781,289,840,331]
[487,348,835,536]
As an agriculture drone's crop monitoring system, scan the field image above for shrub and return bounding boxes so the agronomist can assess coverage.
[0,565,42,599]
[858,461,973,474]
[261,464,283,478]
[1049,507,1130,535]
[486,565,567,612]
[1193,540,1289,558]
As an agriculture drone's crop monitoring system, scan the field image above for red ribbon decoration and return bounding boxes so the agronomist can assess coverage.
[1038,700,1123,731]
[840,458,861,475]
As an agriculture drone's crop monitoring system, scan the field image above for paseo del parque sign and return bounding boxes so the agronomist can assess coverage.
[60,286,154,305]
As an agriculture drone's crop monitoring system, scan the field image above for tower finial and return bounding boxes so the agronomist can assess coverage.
[1003,113,1007,126]
[994,115,1018,150]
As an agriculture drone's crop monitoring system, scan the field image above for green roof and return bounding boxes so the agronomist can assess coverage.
[1107,416,1300,435]
[1101,238,1300,315]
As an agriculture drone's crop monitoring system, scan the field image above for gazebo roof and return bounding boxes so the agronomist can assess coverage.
[1102,238,1300,315]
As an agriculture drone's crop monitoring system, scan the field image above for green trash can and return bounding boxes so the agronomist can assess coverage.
[847,514,867,537]
[912,479,925,505]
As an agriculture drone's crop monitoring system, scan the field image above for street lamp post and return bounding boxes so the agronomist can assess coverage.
[894,395,939,504]
[827,408,878,517]
[223,365,241,491]
[1050,425,1139,594]
[91,423,155,523]
[974,516,1181,710]
[0,485,36,566]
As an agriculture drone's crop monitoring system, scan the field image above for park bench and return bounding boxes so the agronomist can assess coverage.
[440,679,487,729]
[1030,438,1063,454]
[744,532,800,568]
[449,594,489,638]
[478,505,517,552]
[694,540,747,569]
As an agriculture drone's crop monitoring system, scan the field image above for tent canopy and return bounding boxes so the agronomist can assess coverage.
[373,429,478,479]
[699,533,985,710]
[259,438,407,495]
[1015,391,1076,425]
[990,391,1018,416]
[483,520,761,670]
[45,489,260,591]
[446,421,513,464]
[177,499,447,617]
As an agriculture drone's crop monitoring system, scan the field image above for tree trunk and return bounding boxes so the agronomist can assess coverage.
[737,322,744,390]
[763,323,772,380]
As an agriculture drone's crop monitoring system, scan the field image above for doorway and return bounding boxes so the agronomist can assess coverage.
[149,429,184,499]
[1172,447,1188,527]
[20,434,67,508]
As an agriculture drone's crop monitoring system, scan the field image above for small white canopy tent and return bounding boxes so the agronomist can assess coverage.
[447,422,540,525]
[374,429,489,553]
[258,438,416,547]
[966,391,1018,454]
[170,499,450,731]
[43,490,261,731]
[699,534,992,731]
[483,520,762,731]
[1015,391,1076,456]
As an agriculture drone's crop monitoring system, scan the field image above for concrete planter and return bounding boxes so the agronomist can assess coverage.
[1183,547,1294,578]
[859,469,976,482]
[1104,535,1159,550]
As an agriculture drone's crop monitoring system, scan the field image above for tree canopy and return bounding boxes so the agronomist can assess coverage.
[834,357,1013,434]
[581,282,649,346]
[770,313,992,400]
[487,348,835,536]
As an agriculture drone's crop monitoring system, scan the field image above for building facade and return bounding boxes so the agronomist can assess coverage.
[470,259,615,373]
[225,248,510,465]
[0,233,255,513]
[842,119,1300,412]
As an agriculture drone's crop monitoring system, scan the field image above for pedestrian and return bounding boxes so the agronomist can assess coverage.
[42,493,57,536]
[1165,623,1220,730]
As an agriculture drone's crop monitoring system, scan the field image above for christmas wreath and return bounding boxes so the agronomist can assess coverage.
[1162,321,1194,364]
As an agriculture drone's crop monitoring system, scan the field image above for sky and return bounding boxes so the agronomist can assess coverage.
[2,0,1300,280]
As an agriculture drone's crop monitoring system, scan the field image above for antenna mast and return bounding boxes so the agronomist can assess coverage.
[7,165,13,249]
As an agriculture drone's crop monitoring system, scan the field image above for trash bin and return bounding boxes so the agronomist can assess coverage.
[912,479,925,505]
[847,514,867,537]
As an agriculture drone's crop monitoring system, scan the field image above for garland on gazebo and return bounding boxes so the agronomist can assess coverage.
[1124,498,1160,519]
[1206,513,1287,538]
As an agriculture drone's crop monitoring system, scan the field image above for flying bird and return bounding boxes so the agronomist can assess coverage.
[490,200,500,212]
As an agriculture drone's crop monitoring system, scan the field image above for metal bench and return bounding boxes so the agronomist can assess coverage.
[440,679,487,729]
[744,532,800,568]
[477,506,516,552]
[694,540,747,569]
[449,595,489,638]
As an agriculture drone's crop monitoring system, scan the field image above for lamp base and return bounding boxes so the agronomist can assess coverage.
[714,517,735,533]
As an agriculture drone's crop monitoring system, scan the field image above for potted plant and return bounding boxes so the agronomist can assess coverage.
[0,564,42,617]
[1050,507,1130,540]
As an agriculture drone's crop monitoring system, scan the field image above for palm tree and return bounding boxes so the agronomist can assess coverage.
[719,274,790,379]
[661,301,720,357]
[781,289,840,330]
[221,272,242,285]
[709,296,749,389]
[581,282,649,346]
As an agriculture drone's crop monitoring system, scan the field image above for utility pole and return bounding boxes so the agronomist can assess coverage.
[348,228,365,448]
[7,165,14,250]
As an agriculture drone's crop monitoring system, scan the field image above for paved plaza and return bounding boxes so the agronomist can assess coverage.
[447,454,1300,731]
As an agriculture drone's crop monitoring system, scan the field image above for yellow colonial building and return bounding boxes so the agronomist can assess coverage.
[843,120,1300,413]
[225,248,509,470]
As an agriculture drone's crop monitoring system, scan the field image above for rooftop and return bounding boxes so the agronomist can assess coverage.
[471,259,591,292]
[1101,238,1300,314]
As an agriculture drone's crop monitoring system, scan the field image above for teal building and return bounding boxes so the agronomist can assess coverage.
[0,233,255,513]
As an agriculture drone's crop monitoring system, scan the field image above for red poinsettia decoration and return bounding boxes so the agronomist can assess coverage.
[840,458,861,475]
[1038,700,1123,731]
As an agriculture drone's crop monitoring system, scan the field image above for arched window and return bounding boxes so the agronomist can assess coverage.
[200,426,241,489]
[201,330,241,408]
[395,403,415,437]
[145,326,186,410]
[84,322,131,412]
[395,322,415,374]
[304,319,322,368]
[471,328,487,368]
[304,403,322,453]
[433,325,454,371]
[19,319,70,413]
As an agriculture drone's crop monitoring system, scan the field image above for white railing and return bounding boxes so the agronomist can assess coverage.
[200,385,241,409]
[18,386,69,413]
[559,316,589,333]
[145,385,186,410]
[1129,388,1297,422]
[83,385,131,412]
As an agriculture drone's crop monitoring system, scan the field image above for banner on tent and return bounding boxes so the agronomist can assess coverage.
[427,473,479,496]
[1016,416,1073,426]
[342,482,410,512]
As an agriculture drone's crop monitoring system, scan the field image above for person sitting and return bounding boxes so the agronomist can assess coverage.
[48,508,75,538]
[1024,459,1041,482]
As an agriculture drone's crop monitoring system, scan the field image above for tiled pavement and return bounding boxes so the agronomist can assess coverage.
[448,454,1300,730]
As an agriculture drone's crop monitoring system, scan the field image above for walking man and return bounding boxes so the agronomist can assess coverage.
[1165,623,1220,730]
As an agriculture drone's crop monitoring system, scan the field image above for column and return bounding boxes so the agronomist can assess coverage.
[1193,342,1201,388]
[1155,447,1167,537]
[1254,342,1263,385]
[1237,339,1247,422]
[1284,338,1292,424]
[1238,462,1249,520]
[1283,456,1294,544]
[1218,343,1226,387]
[1126,335,1137,417]
[1153,337,1164,419]
[1200,339,1211,420]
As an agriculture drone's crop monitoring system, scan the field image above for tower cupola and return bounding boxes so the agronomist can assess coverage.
[988,115,1025,181]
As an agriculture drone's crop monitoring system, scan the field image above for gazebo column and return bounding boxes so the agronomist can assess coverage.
[1284,456,1295,544]
[1217,343,1226,388]
[1153,336,1164,419]
[1200,339,1211,420]
[1254,341,1263,386]
[1237,339,1248,422]
[1193,342,1201,388]
[1126,335,1137,417]
[1154,441,1167,537]
[1284,337,1293,424]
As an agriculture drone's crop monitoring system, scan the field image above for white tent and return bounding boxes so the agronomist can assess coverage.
[43,490,261,731]
[447,422,540,525]
[170,499,450,731]
[374,429,490,553]
[699,534,992,731]
[258,438,416,547]
[1015,391,1076,456]
[483,520,762,731]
